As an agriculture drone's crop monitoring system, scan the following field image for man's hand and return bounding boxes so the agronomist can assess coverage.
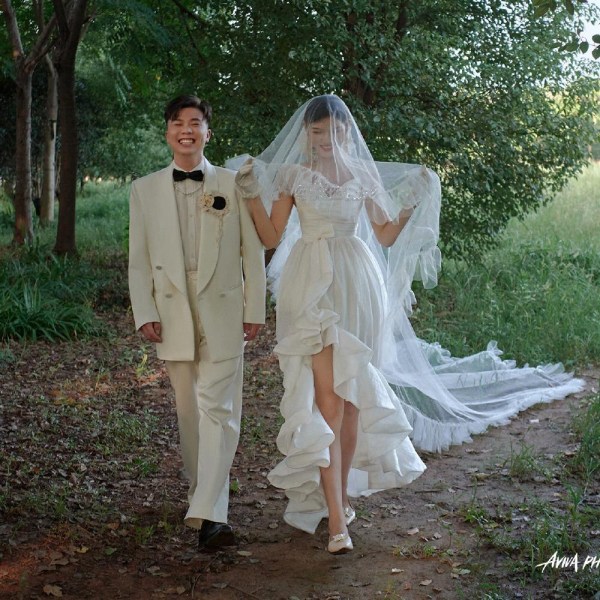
[140,321,162,343]
[243,323,262,342]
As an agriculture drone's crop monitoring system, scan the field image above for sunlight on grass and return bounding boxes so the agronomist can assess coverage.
[504,162,600,252]
[0,180,129,254]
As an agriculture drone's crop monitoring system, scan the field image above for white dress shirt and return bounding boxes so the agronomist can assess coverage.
[172,159,205,272]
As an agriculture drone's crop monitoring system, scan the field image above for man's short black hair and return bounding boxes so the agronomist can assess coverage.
[164,95,212,127]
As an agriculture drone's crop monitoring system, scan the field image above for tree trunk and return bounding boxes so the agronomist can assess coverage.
[40,55,58,226]
[13,68,34,244]
[2,0,57,244]
[53,61,78,255]
[52,0,89,256]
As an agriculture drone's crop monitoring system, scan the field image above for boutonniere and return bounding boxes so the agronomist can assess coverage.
[200,193,230,217]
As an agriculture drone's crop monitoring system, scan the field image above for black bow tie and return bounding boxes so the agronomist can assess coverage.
[173,169,204,182]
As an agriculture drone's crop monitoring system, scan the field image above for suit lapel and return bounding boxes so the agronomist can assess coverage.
[195,159,221,295]
[154,166,187,295]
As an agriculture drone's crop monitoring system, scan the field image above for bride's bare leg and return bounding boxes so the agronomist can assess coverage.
[341,401,358,510]
[312,345,346,536]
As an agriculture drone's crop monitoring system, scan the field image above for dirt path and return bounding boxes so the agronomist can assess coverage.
[1,311,598,600]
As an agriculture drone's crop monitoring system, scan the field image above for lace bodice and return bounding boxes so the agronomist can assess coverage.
[289,167,367,241]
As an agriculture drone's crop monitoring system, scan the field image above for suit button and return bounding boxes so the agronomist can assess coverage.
[165,293,173,298]
[155,265,163,270]
[219,293,226,297]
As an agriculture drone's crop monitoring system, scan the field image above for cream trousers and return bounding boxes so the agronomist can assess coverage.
[165,271,243,529]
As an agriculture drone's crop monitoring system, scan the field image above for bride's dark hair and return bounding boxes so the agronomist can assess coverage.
[303,95,350,126]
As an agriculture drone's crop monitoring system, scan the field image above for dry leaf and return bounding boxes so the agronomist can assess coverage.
[237,550,252,556]
[402,582,412,590]
[420,579,432,586]
[43,584,63,597]
[390,568,404,574]
[406,527,419,536]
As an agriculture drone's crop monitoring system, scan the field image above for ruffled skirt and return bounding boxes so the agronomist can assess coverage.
[268,235,426,533]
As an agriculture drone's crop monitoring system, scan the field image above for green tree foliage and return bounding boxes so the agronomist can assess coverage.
[2,0,599,257]
[147,0,599,257]
[531,0,600,58]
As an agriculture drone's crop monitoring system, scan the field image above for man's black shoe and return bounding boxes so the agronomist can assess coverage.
[198,520,236,551]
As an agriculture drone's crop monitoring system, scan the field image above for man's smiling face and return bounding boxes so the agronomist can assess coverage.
[165,106,211,167]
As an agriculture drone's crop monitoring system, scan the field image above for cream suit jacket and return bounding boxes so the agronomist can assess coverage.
[128,159,266,362]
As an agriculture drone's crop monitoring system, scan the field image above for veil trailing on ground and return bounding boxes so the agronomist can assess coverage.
[228,94,585,454]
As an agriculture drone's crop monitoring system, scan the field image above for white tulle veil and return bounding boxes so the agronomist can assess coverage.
[228,94,585,453]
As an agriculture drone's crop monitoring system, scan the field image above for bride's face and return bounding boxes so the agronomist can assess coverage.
[307,116,347,160]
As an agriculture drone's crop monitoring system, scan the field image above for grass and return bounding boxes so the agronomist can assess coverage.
[1,166,599,362]
[505,443,552,482]
[459,391,600,598]
[0,182,129,341]
[412,161,600,368]
[0,181,129,254]
[1,391,162,523]
[568,392,600,485]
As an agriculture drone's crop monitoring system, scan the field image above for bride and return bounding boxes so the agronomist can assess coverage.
[231,94,584,554]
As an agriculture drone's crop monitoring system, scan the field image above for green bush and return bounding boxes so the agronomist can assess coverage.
[0,245,105,341]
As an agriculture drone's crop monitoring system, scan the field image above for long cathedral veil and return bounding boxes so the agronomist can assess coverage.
[228,94,585,453]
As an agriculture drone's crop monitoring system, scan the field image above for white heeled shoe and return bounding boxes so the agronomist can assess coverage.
[327,532,353,554]
[344,506,356,526]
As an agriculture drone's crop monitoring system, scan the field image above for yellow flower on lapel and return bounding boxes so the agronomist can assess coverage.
[200,193,230,217]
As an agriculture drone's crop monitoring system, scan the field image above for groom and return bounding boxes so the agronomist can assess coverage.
[128,94,266,550]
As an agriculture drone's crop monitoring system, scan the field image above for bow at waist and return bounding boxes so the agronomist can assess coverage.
[300,221,357,242]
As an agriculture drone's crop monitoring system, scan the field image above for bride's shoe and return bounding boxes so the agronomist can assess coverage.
[344,506,356,526]
[327,532,353,554]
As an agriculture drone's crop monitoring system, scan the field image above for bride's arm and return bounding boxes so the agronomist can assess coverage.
[367,165,432,246]
[235,160,295,249]
[370,208,413,247]
[245,194,294,250]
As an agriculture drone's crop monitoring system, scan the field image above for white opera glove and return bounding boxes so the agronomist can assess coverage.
[235,159,261,199]
[398,166,431,212]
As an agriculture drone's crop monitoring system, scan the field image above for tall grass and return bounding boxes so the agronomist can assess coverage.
[0,244,106,341]
[0,182,129,341]
[75,182,129,258]
[1,168,599,359]
[504,161,600,253]
[0,181,129,255]
[412,162,600,368]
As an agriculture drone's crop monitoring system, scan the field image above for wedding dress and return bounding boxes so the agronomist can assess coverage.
[266,166,427,532]
[229,94,585,534]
